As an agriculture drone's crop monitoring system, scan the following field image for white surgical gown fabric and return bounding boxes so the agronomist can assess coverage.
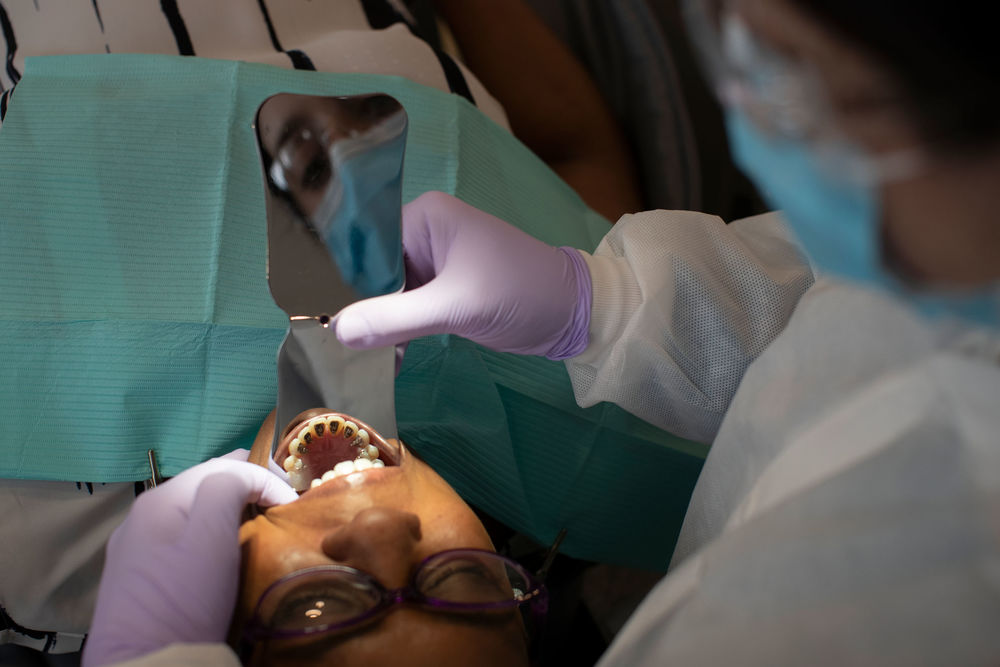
[571,211,1000,664]
[569,210,814,443]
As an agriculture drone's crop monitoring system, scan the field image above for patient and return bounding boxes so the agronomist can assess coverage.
[235,409,544,665]
[0,0,639,656]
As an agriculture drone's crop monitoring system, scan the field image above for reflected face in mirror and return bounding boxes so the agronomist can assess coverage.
[256,92,407,314]
[235,409,530,666]
[256,93,405,220]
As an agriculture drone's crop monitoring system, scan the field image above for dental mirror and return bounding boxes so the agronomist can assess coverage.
[256,92,407,318]
[254,92,408,446]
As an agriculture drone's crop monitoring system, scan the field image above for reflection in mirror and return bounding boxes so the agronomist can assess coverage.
[255,92,408,319]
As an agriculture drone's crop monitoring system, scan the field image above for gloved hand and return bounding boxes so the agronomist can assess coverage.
[82,450,298,667]
[336,191,592,359]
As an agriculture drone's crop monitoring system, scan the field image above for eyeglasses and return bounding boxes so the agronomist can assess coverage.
[683,0,924,185]
[242,549,548,646]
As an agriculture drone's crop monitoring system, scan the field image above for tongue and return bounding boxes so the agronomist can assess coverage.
[300,434,361,480]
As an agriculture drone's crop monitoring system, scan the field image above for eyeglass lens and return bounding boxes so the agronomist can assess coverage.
[257,551,533,634]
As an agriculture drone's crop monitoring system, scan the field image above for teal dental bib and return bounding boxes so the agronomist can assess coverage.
[0,55,704,569]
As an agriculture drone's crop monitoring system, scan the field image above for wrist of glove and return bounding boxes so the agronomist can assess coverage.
[546,246,592,360]
[82,450,297,667]
[335,191,593,359]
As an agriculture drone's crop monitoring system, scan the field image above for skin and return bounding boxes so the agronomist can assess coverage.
[235,408,530,666]
[735,0,1000,287]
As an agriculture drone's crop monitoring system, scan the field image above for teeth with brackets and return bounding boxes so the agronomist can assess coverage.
[283,414,388,491]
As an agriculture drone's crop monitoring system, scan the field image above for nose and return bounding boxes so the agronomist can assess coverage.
[321,508,423,587]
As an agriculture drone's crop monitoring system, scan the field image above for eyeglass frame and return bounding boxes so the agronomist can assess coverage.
[240,548,549,648]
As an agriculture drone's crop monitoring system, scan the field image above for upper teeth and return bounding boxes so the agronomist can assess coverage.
[283,415,388,491]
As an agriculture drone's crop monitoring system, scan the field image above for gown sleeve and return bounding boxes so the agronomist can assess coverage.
[566,209,814,442]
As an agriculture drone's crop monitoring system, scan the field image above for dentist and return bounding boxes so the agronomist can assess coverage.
[336,0,1000,663]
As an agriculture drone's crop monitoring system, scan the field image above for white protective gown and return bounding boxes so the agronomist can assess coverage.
[569,210,1000,665]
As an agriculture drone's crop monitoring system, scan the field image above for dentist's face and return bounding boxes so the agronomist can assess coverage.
[235,409,529,666]
[732,0,1000,286]
[256,93,399,218]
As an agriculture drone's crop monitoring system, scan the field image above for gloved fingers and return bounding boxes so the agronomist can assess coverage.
[109,464,295,557]
[402,242,432,291]
[100,476,250,652]
[403,190,540,252]
[216,447,286,479]
[266,454,290,480]
[171,471,287,639]
[225,464,300,507]
[179,472,252,557]
[125,459,296,536]
[398,191,459,286]
[335,279,467,350]
[169,458,297,507]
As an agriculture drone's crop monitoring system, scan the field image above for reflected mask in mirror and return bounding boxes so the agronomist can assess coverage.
[254,92,408,319]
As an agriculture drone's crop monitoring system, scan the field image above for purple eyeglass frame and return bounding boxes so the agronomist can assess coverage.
[242,548,549,645]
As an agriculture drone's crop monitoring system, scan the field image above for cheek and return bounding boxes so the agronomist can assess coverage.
[238,521,324,612]
[420,501,494,552]
[237,522,277,615]
[407,466,494,550]
[243,520,332,577]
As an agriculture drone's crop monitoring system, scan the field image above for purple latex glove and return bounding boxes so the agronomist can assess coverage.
[82,450,298,667]
[336,191,592,359]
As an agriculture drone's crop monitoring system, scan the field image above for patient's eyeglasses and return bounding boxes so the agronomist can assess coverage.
[242,549,548,646]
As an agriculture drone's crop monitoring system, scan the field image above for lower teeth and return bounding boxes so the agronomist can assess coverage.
[295,456,386,491]
[283,415,391,492]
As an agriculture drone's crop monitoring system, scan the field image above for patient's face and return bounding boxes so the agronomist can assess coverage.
[236,409,528,666]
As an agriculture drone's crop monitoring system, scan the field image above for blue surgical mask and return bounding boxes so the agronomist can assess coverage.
[311,109,408,299]
[725,108,1000,329]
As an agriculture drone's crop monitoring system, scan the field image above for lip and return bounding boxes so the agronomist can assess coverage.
[274,410,406,496]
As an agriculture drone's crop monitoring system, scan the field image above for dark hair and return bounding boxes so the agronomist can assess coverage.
[794,0,1000,151]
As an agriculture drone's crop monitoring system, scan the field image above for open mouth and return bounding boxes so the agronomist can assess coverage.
[275,412,401,493]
